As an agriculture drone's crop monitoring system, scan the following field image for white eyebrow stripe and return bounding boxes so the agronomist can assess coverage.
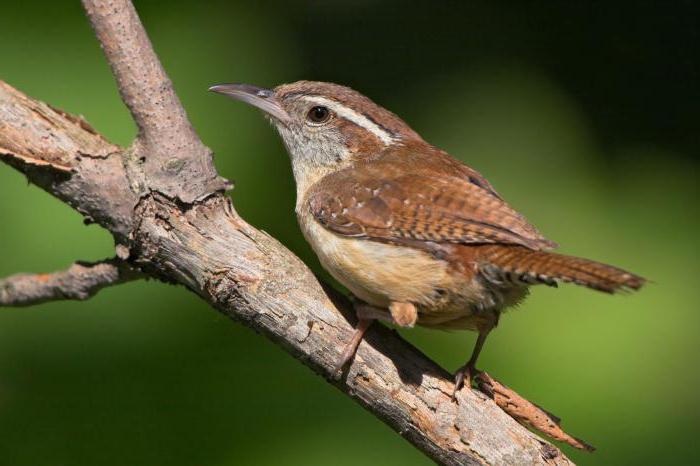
[301,96,396,145]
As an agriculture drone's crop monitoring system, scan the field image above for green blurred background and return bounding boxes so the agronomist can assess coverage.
[1,1,698,464]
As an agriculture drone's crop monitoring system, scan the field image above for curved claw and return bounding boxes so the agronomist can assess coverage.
[452,327,492,400]
[452,364,481,399]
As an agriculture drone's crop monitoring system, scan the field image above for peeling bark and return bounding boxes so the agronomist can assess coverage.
[0,81,136,240]
[476,372,595,452]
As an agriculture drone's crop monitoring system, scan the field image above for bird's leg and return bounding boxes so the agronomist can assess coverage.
[333,302,382,377]
[333,317,373,377]
[453,326,492,398]
[333,301,417,377]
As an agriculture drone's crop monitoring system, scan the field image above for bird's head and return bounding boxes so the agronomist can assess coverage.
[210,80,422,193]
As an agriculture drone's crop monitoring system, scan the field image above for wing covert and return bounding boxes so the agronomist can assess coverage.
[307,146,557,250]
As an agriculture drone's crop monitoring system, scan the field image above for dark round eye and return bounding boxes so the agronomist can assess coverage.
[307,106,331,123]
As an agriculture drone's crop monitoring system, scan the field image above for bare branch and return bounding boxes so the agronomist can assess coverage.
[476,372,595,452]
[0,1,578,463]
[0,259,141,307]
[0,81,137,241]
[81,0,229,202]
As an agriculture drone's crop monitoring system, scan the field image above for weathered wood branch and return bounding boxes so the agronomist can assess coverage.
[476,372,595,452]
[0,80,135,240]
[0,259,141,307]
[0,1,574,464]
[81,0,229,202]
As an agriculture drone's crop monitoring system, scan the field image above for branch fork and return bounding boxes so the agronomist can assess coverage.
[0,1,583,464]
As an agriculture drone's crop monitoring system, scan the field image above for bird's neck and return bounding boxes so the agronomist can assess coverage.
[276,128,355,212]
[290,159,340,212]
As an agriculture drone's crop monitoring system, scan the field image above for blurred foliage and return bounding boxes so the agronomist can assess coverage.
[0,1,698,465]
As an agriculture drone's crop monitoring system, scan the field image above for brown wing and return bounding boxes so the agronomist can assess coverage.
[307,143,557,250]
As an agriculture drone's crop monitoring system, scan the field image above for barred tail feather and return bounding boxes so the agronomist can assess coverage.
[479,246,645,293]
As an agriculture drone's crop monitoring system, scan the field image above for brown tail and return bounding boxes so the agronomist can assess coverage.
[478,245,645,293]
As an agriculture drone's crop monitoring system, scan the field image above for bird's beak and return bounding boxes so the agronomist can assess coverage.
[208,83,290,124]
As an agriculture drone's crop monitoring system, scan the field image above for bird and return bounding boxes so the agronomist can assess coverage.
[209,80,645,394]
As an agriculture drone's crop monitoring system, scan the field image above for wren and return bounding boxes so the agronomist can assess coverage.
[210,81,645,394]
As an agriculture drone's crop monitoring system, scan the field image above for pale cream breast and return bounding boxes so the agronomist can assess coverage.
[298,210,451,308]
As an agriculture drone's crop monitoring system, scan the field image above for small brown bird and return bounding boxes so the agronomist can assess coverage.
[210,81,645,393]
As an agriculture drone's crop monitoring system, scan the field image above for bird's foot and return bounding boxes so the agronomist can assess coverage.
[452,364,481,399]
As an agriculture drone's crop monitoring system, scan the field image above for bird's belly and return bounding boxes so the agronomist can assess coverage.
[299,215,503,329]
[301,216,448,306]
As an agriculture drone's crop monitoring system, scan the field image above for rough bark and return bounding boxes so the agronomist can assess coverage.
[0,1,575,464]
[476,372,594,452]
[0,259,141,306]
[81,0,230,203]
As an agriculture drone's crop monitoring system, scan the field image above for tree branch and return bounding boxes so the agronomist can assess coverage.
[130,192,573,466]
[0,259,141,307]
[0,1,576,464]
[0,80,137,241]
[81,0,230,202]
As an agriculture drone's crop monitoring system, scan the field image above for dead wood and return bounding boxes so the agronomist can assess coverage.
[0,1,578,464]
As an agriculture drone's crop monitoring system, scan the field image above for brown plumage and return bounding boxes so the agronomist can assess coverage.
[306,140,643,298]
[275,80,424,141]
[308,142,557,250]
[211,79,646,394]
[474,245,645,293]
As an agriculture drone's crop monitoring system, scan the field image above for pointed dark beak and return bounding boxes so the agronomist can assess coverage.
[208,83,290,123]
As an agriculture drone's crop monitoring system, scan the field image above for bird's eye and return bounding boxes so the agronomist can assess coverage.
[307,106,331,124]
